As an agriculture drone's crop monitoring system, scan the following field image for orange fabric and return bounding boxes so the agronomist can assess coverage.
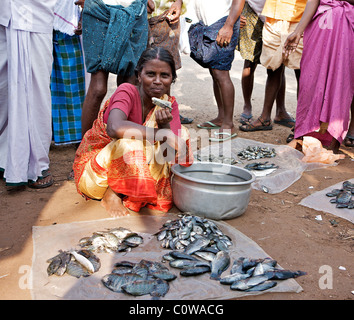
[73,97,193,213]
[261,0,307,22]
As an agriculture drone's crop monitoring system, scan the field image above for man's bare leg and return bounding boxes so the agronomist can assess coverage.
[101,187,130,217]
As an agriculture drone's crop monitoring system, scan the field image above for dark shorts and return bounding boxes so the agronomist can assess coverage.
[188,16,240,71]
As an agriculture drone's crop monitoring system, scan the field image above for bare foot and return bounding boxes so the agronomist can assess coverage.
[101,187,130,217]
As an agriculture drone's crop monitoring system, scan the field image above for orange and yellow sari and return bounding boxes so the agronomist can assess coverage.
[73,98,193,213]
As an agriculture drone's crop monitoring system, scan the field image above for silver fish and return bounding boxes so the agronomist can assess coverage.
[245,280,277,292]
[169,251,198,261]
[230,275,269,291]
[210,251,230,280]
[121,279,169,298]
[169,259,210,269]
[180,266,211,277]
[264,269,307,280]
[219,272,250,285]
[66,260,91,278]
[102,272,144,293]
[183,238,210,255]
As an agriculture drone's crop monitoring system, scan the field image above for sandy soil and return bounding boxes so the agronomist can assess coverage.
[0,53,353,300]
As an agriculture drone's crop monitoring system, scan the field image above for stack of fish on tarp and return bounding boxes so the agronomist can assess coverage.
[155,214,306,292]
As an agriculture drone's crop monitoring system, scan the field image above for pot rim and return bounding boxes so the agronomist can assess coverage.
[171,162,256,186]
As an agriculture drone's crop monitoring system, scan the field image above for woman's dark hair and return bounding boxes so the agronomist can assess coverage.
[135,47,177,82]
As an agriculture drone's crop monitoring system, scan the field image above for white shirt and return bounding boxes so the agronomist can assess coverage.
[193,0,232,26]
[0,0,57,33]
[246,0,266,17]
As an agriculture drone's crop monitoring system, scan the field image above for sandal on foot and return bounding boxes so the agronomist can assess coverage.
[239,113,253,125]
[274,117,295,128]
[239,117,272,132]
[197,121,221,130]
[344,134,354,147]
[28,169,54,189]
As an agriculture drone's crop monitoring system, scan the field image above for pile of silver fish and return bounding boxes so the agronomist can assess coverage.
[221,257,306,292]
[79,227,144,253]
[326,181,354,209]
[154,214,233,252]
[102,259,177,299]
[47,249,101,278]
[237,146,276,161]
[244,162,278,171]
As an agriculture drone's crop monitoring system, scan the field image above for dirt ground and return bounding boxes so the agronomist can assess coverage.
[0,53,353,300]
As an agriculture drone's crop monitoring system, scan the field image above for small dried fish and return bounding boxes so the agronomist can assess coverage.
[238,146,276,161]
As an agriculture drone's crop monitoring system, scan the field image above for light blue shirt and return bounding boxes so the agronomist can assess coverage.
[0,0,57,33]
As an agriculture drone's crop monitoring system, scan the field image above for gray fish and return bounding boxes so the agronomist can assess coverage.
[66,260,91,278]
[77,249,101,272]
[230,257,246,274]
[230,275,269,291]
[123,233,144,247]
[169,259,210,269]
[219,272,250,285]
[121,279,168,297]
[193,251,216,262]
[169,251,198,261]
[180,266,211,277]
[151,270,177,281]
[245,280,277,292]
[183,238,210,255]
[264,269,307,280]
[46,250,71,276]
[210,251,230,280]
[102,272,144,293]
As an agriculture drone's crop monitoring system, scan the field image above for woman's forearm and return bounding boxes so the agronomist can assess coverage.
[293,0,320,35]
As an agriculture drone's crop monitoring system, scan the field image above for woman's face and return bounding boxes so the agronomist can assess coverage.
[138,59,173,99]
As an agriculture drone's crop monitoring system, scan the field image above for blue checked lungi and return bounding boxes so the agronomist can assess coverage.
[51,30,85,145]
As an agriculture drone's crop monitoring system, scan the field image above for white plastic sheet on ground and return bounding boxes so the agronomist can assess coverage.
[31,215,303,300]
[195,137,335,194]
[300,179,354,223]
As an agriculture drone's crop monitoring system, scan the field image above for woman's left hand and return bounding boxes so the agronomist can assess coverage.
[216,25,234,47]
[156,108,173,128]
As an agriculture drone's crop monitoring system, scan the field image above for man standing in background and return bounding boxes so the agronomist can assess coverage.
[0,0,57,189]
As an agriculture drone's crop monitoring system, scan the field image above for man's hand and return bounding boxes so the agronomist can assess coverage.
[75,0,85,9]
[147,0,155,14]
[216,24,234,47]
[240,15,246,28]
[167,0,183,24]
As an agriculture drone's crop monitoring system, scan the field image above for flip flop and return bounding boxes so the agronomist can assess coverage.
[28,169,54,189]
[239,113,253,125]
[209,131,237,142]
[344,134,354,147]
[197,121,221,130]
[274,118,295,128]
[239,117,272,132]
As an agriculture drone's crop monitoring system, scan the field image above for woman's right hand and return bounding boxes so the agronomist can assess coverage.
[155,108,173,129]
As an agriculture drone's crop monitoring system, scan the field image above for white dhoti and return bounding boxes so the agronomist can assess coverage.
[0,23,53,185]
